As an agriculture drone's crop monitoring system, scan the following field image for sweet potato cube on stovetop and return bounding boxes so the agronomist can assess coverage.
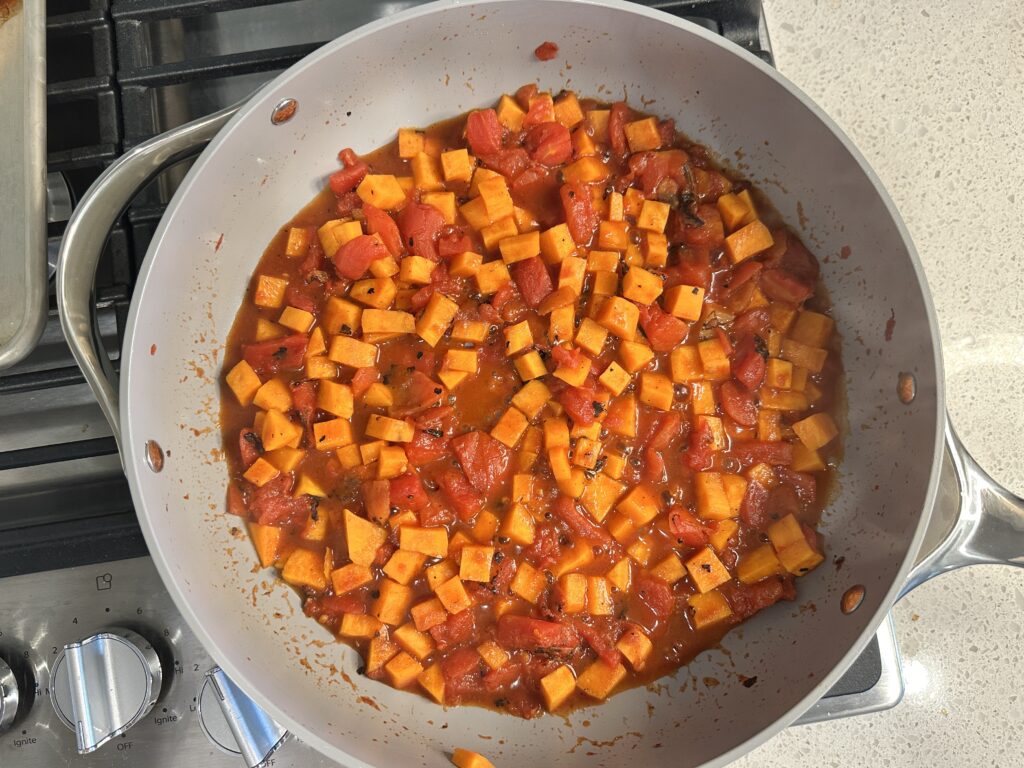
[384,651,423,689]
[418,663,445,704]
[616,624,653,671]
[372,579,413,626]
[576,658,627,700]
[452,748,496,768]
[331,563,373,595]
[687,590,733,629]
[344,509,387,566]
[399,526,449,559]
[281,548,326,591]
[435,576,474,615]
[393,622,435,661]
[248,522,283,568]
[460,545,495,583]
[737,544,785,584]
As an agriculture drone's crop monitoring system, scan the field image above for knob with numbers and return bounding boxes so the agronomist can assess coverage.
[0,657,19,732]
[50,628,163,753]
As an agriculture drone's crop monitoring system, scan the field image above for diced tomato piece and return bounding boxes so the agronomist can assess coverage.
[524,525,561,568]
[480,147,530,180]
[668,506,708,548]
[574,618,622,667]
[465,109,504,156]
[490,280,518,314]
[557,383,598,427]
[526,122,572,166]
[534,41,559,61]
[490,557,516,596]
[760,269,814,305]
[629,149,688,197]
[389,472,428,512]
[298,233,325,279]
[731,333,767,391]
[361,479,391,524]
[681,204,725,248]
[398,202,446,261]
[644,411,685,482]
[430,608,477,650]
[249,474,311,527]
[730,307,770,338]
[408,370,446,409]
[349,366,379,398]
[638,303,688,353]
[335,191,362,219]
[765,483,801,524]
[362,203,404,257]
[762,229,820,283]
[665,247,712,291]
[419,503,454,527]
[307,593,366,620]
[608,101,631,156]
[510,257,554,308]
[553,495,612,545]
[515,83,538,111]
[720,380,757,427]
[740,480,769,529]
[238,428,262,469]
[714,328,733,357]
[721,577,796,621]
[329,148,369,196]
[441,646,487,698]
[410,285,434,312]
[721,261,763,299]
[683,418,715,471]
[242,334,308,375]
[634,574,674,619]
[332,234,387,280]
[560,181,598,247]
[511,162,553,196]
[438,228,473,258]
[730,440,794,467]
[405,428,449,465]
[482,662,520,692]
[285,282,318,314]
[658,118,676,147]
[437,468,484,521]
[550,344,582,370]
[523,96,555,129]
[450,430,511,494]
[496,615,579,652]
[413,404,456,432]
[226,483,248,516]
[777,467,818,508]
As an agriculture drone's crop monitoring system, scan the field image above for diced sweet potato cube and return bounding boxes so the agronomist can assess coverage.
[500,503,536,546]
[394,622,435,660]
[616,624,653,671]
[460,197,493,230]
[226,360,262,406]
[637,199,670,233]
[663,284,705,321]
[322,297,362,335]
[447,251,483,278]
[362,382,394,408]
[617,484,661,525]
[597,220,629,251]
[249,522,283,567]
[253,378,292,412]
[476,640,510,671]
[725,219,774,263]
[425,560,458,591]
[563,156,609,184]
[294,474,329,498]
[649,553,687,585]
[399,526,449,558]
[242,457,280,487]
[618,340,654,373]
[481,216,518,252]
[622,266,663,304]
[598,361,631,396]
[383,550,427,586]
[716,189,757,231]
[623,116,661,152]
[475,259,511,295]
[416,292,459,347]
[792,412,838,450]
[639,372,674,411]
[789,310,834,347]
[331,563,373,595]
[780,337,827,373]
[359,440,386,464]
[587,575,614,615]
[365,414,414,443]
[559,573,588,613]
[552,347,591,387]
[791,443,826,472]
[366,634,400,673]
[372,579,413,626]
[410,597,448,632]
[339,613,383,639]
[440,147,474,182]
[670,346,703,382]
[596,296,640,340]
[511,380,550,420]
[282,548,327,591]
[694,473,731,520]
[576,659,627,700]
[765,358,794,390]
[572,437,601,469]
[687,590,733,629]
[580,473,624,524]
[737,544,785,584]
[490,406,529,448]
[344,509,387,566]
[460,545,495,583]
[503,320,533,356]
[721,473,748,517]
[312,418,353,451]
[384,651,423,688]
[539,223,575,264]
[261,409,302,451]
[539,665,577,712]
[499,231,541,264]
[356,174,406,210]
[697,338,731,380]
[328,335,378,368]
[574,317,609,356]
[558,255,587,295]
[398,127,424,158]
[435,576,474,615]
[551,544,595,579]
[514,350,547,381]
[685,547,732,593]
[253,275,288,308]
[511,561,547,603]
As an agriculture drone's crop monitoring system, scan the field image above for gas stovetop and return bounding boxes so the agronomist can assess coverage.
[0,1,905,765]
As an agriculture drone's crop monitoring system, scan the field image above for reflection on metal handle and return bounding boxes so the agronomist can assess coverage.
[0,658,18,732]
[55,104,240,453]
[901,419,1024,597]
[205,667,288,768]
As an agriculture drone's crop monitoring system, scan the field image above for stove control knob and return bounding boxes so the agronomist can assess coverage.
[197,666,288,767]
[51,628,162,753]
[0,658,19,733]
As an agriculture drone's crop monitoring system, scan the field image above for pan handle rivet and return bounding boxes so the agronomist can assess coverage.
[270,98,298,125]
[841,584,865,614]
[145,440,165,473]
[897,372,916,404]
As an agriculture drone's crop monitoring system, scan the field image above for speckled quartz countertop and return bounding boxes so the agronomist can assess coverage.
[732,1,1024,765]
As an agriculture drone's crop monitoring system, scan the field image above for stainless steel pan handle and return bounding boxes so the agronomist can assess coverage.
[901,418,1024,597]
[56,105,240,453]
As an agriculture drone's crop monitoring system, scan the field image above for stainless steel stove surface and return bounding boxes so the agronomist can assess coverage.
[1,0,910,765]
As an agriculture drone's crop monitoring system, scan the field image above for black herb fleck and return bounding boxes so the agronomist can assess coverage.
[592,401,604,416]
[741,676,758,688]
[272,346,288,359]
[425,427,444,438]
[754,335,769,359]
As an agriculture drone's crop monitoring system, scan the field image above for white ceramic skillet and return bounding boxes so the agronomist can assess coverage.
[56,1,1023,765]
